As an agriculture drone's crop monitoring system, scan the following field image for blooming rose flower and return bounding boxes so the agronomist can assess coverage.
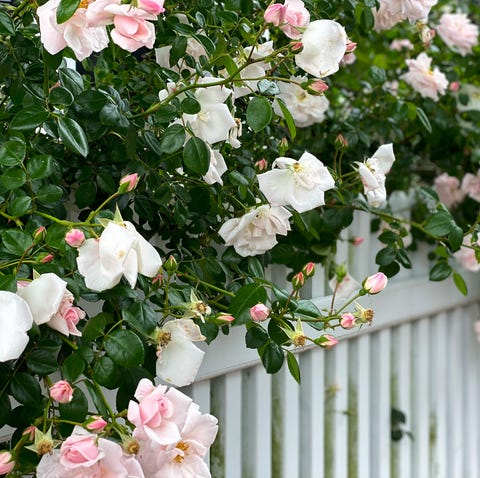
[273,77,330,127]
[461,170,480,202]
[17,273,85,336]
[0,291,33,362]
[258,151,335,213]
[137,0,165,16]
[436,12,479,56]
[249,303,270,321]
[37,427,145,478]
[0,451,15,475]
[76,220,162,292]
[270,0,310,39]
[401,52,448,101]
[434,173,465,208]
[390,38,414,50]
[203,147,228,185]
[218,204,292,257]
[295,20,347,78]
[50,380,74,404]
[181,78,236,144]
[37,0,109,61]
[373,0,437,31]
[357,143,396,207]
[453,235,480,272]
[136,401,218,478]
[155,319,206,387]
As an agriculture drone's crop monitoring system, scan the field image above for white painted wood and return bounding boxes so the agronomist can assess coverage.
[242,365,272,478]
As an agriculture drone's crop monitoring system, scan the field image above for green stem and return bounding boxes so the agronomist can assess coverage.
[178,272,235,297]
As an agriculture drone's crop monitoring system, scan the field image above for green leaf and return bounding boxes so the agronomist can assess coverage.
[453,272,468,296]
[261,342,284,373]
[396,249,412,269]
[62,353,85,382]
[1,166,26,190]
[181,97,201,115]
[49,86,74,106]
[10,372,42,405]
[245,326,269,349]
[26,342,61,375]
[247,257,264,279]
[27,155,54,180]
[229,282,268,325]
[36,184,64,203]
[122,302,158,336]
[76,90,108,111]
[0,10,15,35]
[58,117,89,157]
[448,226,464,251]
[56,0,80,23]
[75,181,96,208]
[104,330,145,368]
[93,356,119,389]
[286,351,301,384]
[424,211,455,236]
[0,139,26,166]
[183,137,210,175]
[10,105,49,132]
[293,300,321,320]
[58,68,84,96]
[429,262,452,281]
[275,98,296,140]
[82,313,108,341]
[0,274,17,292]
[416,107,432,134]
[160,124,185,154]
[368,66,386,85]
[246,97,272,132]
[1,229,32,255]
[59,387,88,422]
[375,247,397,266]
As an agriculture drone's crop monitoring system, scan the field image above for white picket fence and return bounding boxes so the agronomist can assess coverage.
[185,212,480,478]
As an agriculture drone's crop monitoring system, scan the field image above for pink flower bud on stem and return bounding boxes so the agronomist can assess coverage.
[65,229,85,248]
[302,262,315,278]
[33,226,46,242]
[249,303,270,322]
[49,380,73,403]
[307,80,329,95]
[0,451,15,475]
[40,253,54,264]
[255,159,268,172]
[292,271,305,290]
[118,173,139,193]
[362,272,388,295]
[340,312,356,329]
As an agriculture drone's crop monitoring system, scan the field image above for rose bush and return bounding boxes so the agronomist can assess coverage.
[0,0,478,475]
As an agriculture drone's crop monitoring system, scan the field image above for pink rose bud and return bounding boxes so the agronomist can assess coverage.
[289,41,303,52]
[255,158,268,172]
[217,314,235,322]
[49,380,74,404]
[0,451,15,475]
[352,236,364,246]
[292,271,305,289]
[40,253,54,264]
[119,173,139,193]
[340,312,356,329]
[363,272,388,294]
[307,80,329,95]
[249,303,270,322]
[319,334,338,348]
[34,226,47,242]
[60,435,99,467]
[23,425,36,441]
[65,229,85,248]
[345,41,357,53]
[302,262,315,278]
[264,3,286,26]
[449,81,460,92]
[85,416,107,433]
[335,133,348,150]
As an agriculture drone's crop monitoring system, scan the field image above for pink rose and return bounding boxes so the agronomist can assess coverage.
[49,380,74,404]
[363,272,388,294]
[137,0,165,15]
[280,0,310,39]
[434,173,465,208]
[60,435,101,469]
[0,451,15,475]
[104,4,156,52]
[264,3,287,26]
[454,235,480,272]
[461,171,480,202]
[340,313,356,329]
[436,12,479,56]
[249,303,270,322]
[401,52,448,101]
[319,334,338,348]
[65,229,86,248]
